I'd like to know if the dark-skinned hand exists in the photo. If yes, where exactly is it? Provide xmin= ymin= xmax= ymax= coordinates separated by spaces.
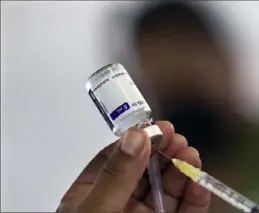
xmin=56 ymin=121 xmax=211 ymax=213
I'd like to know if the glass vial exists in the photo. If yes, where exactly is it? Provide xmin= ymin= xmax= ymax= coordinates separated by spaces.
xmin=85 ymin=63 xmax=163 ymax=145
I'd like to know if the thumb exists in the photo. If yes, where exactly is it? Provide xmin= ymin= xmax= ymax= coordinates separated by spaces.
xmin=74 ymin=127 xmax=151 ymax=213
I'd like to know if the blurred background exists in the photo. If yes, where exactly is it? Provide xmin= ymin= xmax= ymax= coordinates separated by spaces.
xmin=1 ymin=1 xmax=259 ymax=212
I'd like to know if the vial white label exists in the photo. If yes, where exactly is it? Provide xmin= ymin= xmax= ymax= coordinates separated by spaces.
xmin=88 ymin=69 xmax=150 ymax=130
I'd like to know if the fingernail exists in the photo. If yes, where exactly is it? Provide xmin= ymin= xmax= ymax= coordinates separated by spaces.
xmin=189 ymin=147 xmax=200 ymax=156
xmin=121 ymin=129 xmax=145 ymax=156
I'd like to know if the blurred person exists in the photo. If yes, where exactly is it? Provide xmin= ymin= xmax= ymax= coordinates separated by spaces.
xmin=131 ymin=1 xmax=259 ymax=212
xmin=55 ymin=2 xmax=258 ymax=213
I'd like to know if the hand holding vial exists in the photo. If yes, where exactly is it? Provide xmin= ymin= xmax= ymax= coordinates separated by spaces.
xmin=56 ymin=121 xmax=211 ymax=213
xmin=56 ymin=64 xmax=210 ymax=213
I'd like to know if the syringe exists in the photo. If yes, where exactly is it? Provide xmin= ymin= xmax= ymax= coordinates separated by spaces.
xmin=155 ymin=150 xmax=259 ymax=213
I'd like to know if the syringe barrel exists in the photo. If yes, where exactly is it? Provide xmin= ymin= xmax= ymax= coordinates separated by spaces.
xmin=148 ymin=154 xmax=165 ymax=213
xmin=197 ymin=172 xmax=257 ymax=213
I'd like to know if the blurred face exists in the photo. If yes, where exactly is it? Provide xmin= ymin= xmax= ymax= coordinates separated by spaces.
xmin=136 ymin=24 xmax=234 ymax=165
xmin=137 ymin=24 xmax=231 ymax=108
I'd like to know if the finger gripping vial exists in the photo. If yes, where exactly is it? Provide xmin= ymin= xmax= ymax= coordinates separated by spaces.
xmin=85 ymin=63 xmax=163 ymax=145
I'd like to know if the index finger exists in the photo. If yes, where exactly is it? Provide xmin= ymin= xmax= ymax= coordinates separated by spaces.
xmin=154 ymin=121 xmax=188 ymax=172
xmin=155 ymin=121 xmax=175 ymax=151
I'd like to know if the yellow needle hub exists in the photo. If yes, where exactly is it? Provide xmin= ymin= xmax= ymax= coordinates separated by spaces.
xmin=172 ymin=158 xmax=201 ymax=181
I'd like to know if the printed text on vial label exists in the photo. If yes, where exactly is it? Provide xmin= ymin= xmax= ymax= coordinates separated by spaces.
xmin=92 ymin=71 xmax=146 ymax=121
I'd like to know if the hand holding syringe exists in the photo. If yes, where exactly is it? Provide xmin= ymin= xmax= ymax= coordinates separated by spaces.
xmin=155 ymin=149 xmax=259 ymax=213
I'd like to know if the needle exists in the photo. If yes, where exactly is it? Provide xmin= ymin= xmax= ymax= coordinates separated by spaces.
xmin=152 ymin=146 xmax=172 ymax=160
xmin=152 ymin=146 xmax=259 ymax=213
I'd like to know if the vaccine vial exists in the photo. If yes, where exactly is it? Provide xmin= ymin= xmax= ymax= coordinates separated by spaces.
xmin=85 ymin=63 xmax=163 ymax=145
